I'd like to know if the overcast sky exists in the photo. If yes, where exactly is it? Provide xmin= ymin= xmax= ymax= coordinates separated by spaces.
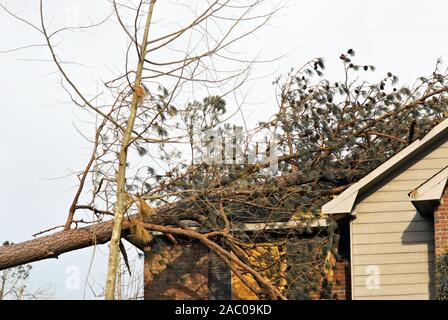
xmin=2 ymin=0 xmax=448 ymax=299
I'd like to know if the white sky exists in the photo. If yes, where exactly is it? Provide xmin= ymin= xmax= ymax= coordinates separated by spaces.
xmin=1 ymin=0 xmax=448 ymax=299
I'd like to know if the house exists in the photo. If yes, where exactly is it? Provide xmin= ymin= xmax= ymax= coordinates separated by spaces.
xmin=322 ymin=117 xmax=448 ymax=300
xmin=143 ymin=118 xmax=448 ymax=300
xmin=143 ymin=219 xmax=346 ymax=300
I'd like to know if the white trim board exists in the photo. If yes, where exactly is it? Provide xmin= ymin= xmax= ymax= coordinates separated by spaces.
xmin=410 ymin=166 xmax=448 ymax=201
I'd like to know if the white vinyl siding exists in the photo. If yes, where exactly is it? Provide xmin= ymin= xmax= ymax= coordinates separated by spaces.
xmin=350 ymin=139 xmax=448 ymax=300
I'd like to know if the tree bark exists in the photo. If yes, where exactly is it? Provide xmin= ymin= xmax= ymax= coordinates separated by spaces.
xmin=0 ymin=219 xmax=131 ymax=271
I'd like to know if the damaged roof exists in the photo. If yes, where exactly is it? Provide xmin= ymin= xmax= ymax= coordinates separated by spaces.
xmin=322 ymin=117 xmax=448 ymax=214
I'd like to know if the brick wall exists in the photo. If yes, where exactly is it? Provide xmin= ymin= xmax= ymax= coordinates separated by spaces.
xmin=144 ymin=241 xmax=231 ymax=300
xmin=331 ymin=260 xmax=351 ymax=300
xmin=144 ymin=241 xmax=352 ymax=300
xmin=308 ymin=258 xmax=351 ymax=300
xmin=434 ymin=188 xmax=448 ymax=257
xmin=144 ymin=241 xmax=209 ymax=300
xmin=434 ymin=187 xmax=448 ymax=299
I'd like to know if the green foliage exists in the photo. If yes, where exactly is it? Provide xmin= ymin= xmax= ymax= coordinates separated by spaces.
xmin=436 ymin=251 xmax=448 ymax=300
xmin=272 ymin=49 xmax=448 ymax=213
xmin=285 ymin=236 xmax=329 ymax=299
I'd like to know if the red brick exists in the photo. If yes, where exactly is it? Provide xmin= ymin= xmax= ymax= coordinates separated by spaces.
xmin=144 ymin=242 xmax=209 ymax=300
xmin=434 ymin=187 xmax=448 ymax=257
xmin=330 ymin=260 xmax=351 ymax=300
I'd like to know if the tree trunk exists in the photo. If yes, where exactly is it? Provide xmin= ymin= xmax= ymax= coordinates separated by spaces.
xmin=104 ymin=0 xmax=156 ymax=300
xmin=0 ymin=219 xmax=131 ymax=271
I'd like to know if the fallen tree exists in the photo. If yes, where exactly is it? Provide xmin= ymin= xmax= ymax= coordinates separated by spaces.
xmin=0 ymin=218 xmax=124 ymax=271
xmin=0 ymin=209 xmax=289 ymax=299
xmin=2 ymin=24 xmax=448 ymax=297
xmin=0 ymin=169 xmax=344 ymax=272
